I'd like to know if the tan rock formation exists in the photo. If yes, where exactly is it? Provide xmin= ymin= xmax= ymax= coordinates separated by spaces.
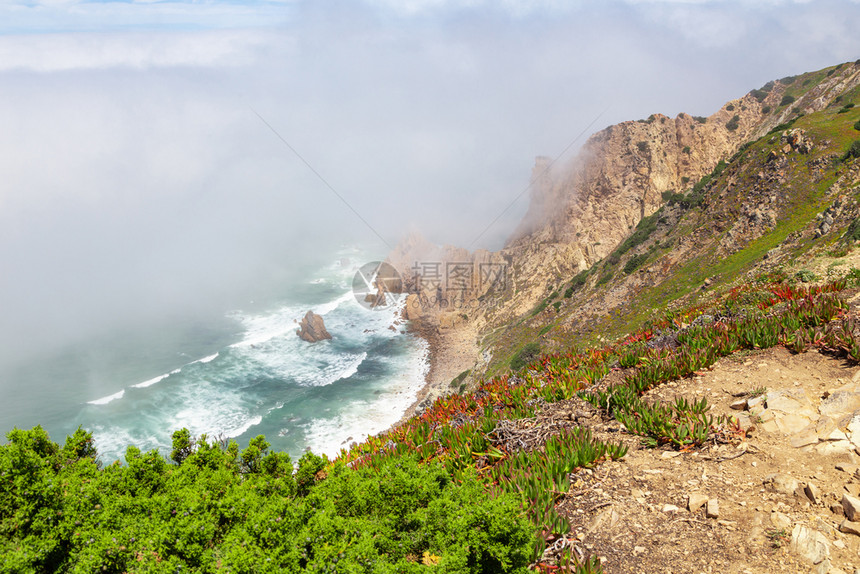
xmin=296 ymin=311 xmax=332 ymax=343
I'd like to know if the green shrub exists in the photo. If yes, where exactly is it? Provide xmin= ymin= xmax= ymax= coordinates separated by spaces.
xmin=0 ymin=428 xmax=537 ymax=573
xmin=624 ymin=253 xmax=649 ymax=274
xmin=613 ymin=211 xmax=661 ymax=257
xmin=761 ymin=105 xmax=771 ymax=114
xmin=553 ymin=301 xmax=562 ymax=312
xmin=636 ymin=141 xmax=649 ymax=153
xmin=726 ymin=103 xmax=735 ymax=111
xmin=842 ymin=139 xmax=860 ymax=162
xmin=510 ymin=342 xmax=541 ymax=371
xmin=565 ymin=269 xmax=591 ymax=297
xmin=725 ymin=114 xmax=740 ymax=131
xmin=780 ymin=75 xmax=797 ymax=85
xmin=450 ymin=369 xmax=470 ymax=388
xmin=854 ymin=120 xmax=860 ymax=131
xmin=795 ymin=269 xmax=818 ymax=283
xmin=838 ymin=103 xmax=856 ymax=114
xmin=780 ymin=94 xmax=796 ymax=106
xmin=693 ymin=116 xmax=707 ymax=124
xmin=844 ymin=217 xmax=860 ymax=241
xmin=682 ymin=146 xmax=691 ymax=154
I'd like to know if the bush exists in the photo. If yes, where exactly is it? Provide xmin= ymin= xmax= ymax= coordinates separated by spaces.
xmin=780 ymin=94 xmax=796 ymax=106
xmin=842 ymin=139 xmax=860 ymax=162
xmin=725 ymin=114 xmax=740 ymax=131
xmin=565 ymin=268 xmax=591 ymax=298
xmin=624 ymin=253 xmax=649 ymax=274
xmin=0 ymin=428 xmax=538 ymax=573
xmin=780 ymin=75 xmax=797 ymax=85
xmin=693 ymin=116 xmax=707 ymax=124
xmin=682 ymin=146 xmax=691 ymax=154
xmin=837 ymin=103 xmax=856 ymax=114
xmin=450 ymin=369 xmax=470 ymax=388
xmin=510 ymin=342 xmax=541 ymax=371
xmin=637 ymin=141 xmax=649 ymax=153
xmin=726 ymin=103 xmax=735 ymax=111
xmin=854 ymin=119 xmax=860 ymax=131
xmin=761 ymin=105 xmax=771 ymax=114
xmin=613 ymin=211 xmax=660 ymax=257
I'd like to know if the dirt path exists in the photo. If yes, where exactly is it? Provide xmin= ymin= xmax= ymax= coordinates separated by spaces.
xmin=562 ymin=346 xmax=860 ymax=574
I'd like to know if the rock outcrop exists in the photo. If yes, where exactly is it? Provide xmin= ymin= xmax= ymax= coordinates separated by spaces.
xmin=296 ymin=311 xmax=332 ymax=343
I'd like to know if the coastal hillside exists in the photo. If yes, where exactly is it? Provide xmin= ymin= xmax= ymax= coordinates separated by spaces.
xmin=393 ymin=60 xmax=860 ymax=399
xmin=4 ymin=60 xmax=860 ymax=573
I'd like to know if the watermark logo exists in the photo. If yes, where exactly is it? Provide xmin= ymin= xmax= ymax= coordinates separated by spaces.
xmin=352 ymin=261 xmax=404 ymax=310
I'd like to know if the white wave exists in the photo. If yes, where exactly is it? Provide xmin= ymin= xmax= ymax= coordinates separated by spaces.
xmin=225 ymin=415 xmax=262 ymax=438
xmin=132 ymin=370 xmax=176 ymax=388
xmin=303 ymin=336 xmax=429 ymax=457
xmin=194 ymin=353 xmax=219 ymax=364
xmin=313 ymin=291 xmax=354 ymax=316
xmin=87 ymin=389 xmax=125 ymax=405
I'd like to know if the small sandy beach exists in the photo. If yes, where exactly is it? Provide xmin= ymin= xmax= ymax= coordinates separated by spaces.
xmin=395 ymin=320 xmax=480 ymax=425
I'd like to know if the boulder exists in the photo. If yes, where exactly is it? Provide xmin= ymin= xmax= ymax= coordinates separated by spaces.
xmin=296 ymin=311 xmax=333 ymax=343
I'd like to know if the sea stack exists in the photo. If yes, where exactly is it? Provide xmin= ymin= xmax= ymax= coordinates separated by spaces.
xmin=296 ymin=311 xmax=332 ymax=342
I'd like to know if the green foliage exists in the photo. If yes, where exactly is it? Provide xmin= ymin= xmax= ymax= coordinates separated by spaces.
xmin=854 ymin=119 xmax=860 ymax=131
xmin=623 ymin=253 xmax=649 ymax=274
xmin=510 ymin=342 xmax=541 ymax=371
xmin=0 ymin=430 xmax=534 ymax=573
xmin=780 ymin=75 xmax=797 ymax=85
xmin=450 ymin=369 xmax=471 ymax=388
xmin=725 ymin=114 xmax=740 ymax=131
xmin=636 ymin=141 xmax=649 ymax=153
xmin=837 ymin=103 xmax=856 ymax=114
xmin=761 ymin=105 xmax=771 ymax=114
xmin=693 ymin=116 xmax=707 ymax=124
xmin=681 ymin=159 xmax=727 ymax=209
xmin=842 ymin=139 xmax=860 ymax=162
xmin=726 ymin=103 xmax=735 ymax=111
xmin=682 ymin=146 xmax=691 ymax=154
xmin=613 ymin=211 xmax=660 ymax=258
xmin=662 ymin=190 xmax=687 ymax=205
xmin=780 ymin=94 xmax=796 ymax=106
xmin=795 ymin=269 xmax=818 ymax=283
xmin=553 ymin=301 xmax=562 ymax=312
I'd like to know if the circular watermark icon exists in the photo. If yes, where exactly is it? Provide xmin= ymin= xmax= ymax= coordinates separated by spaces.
xmin=352 ymin=261 xmax=404 ymax=311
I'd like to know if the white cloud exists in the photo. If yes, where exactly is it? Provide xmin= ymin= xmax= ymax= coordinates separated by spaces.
xmin=0 ymin=29 xmax=271 ymax=71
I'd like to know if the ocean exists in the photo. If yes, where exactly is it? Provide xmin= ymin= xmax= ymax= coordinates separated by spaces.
xmin=0 ymin=246 xmax=428 ymax=464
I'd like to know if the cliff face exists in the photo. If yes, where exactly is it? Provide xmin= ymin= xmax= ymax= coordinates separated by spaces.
xmin=390 ymin=61 xmax=860 ymax=377
xmin=509 ymin=65 xmax=860 ymax=263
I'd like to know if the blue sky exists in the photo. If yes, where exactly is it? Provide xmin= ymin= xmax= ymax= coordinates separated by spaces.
xmin=0 ymin=0 xmax=858 ymax=363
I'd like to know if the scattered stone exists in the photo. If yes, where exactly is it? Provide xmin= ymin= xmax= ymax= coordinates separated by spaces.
xmin=687 ymin=493 xmax=708 ymax=513
xmin=790 ymin=524 xmax=830 ymax=565
xmin=836 ymin=462 xmax=859 ymax=474
xmin=770 ymin=511 xmax=792 ymax=530
xmin=842 ymin=493 xmax=860 ymax=521
xmin=747 ymin=395 xmax=766 ymax=410
xmin=791 ymin=428 xmax=819 ymax=448
xmin=816 ymin=440 xmax=854 ymax=456
xmin=730 ymin=398 xmax=748 ymax=411
xmin=765 ymin=473 xmax=803 ymax=497
xmin=821 ymin=390 xmax=860 ymax=417
xmin=662 ymin=504 xmax=680 ymax=513
xmin=839 ymin=519 xmax=860 ymax=536
xmin=804 ymin=482 xmax=821 ymax=504
xmin=706 ymin=498 xmax=719 ymax=518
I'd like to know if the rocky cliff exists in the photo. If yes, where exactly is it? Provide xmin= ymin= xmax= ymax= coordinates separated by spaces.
xmin=390 ymin=60 xmax=860 ymax=389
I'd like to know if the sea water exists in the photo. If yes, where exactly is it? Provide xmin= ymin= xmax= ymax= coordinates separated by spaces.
xmin=0 ymin=246 xmax=428 ymax=463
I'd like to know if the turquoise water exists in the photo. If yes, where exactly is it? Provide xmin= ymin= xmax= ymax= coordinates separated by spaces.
xmin=0 ymin=247 xmax=427 ymax=463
